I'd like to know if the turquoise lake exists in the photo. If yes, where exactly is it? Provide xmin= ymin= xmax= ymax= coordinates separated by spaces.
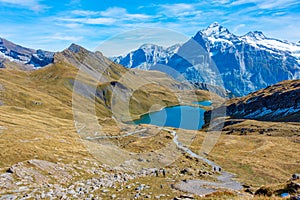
xmin=133 ymin=101 xmax=212 ymax=130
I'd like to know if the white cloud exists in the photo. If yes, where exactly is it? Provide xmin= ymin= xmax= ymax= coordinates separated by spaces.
xmin=0 ymin=0 xmax=47 ymax=11
xmin=60 ymin=23 xmax=82 ymax=29
xmin=71 ymin=10 xmax=99 ymax=16
xmin=160 ymin=3 xmax=194 ymax=13
xmin=48 ymin=33 xmax=83 ymax=41
xmin=100 ymin=7 xmax=152 ymax=20
xmin=71 ymin=7 xmax=152 ymax=20
xmin=67 ymin=0 xmax=81 ymax=6
xmin=230 ymin=0 xmax=253 ymax=5
xmin=258 ymin=0 xmax=299 ymax=9
xmin=159 ymin=3 xmax=202 ymax=17
xmin=231 ymin=0 xmax=299 ymax=9
xmin=57 ymin=17 xmax=116 ymax=25
xmin=85 ymin=18 xmax=117 ymax=25
xmin=212 ymin=0 xmax=231 ymax=4
xmin=57 ymin=7 xmax=153 ymax=27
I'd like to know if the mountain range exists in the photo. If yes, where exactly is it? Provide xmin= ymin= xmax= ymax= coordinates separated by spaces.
xmin=0 ymin=37 xmax=54 ymax=69
xmin=1 ymin=23 xmax=300 ymax=97
xmin=112 ymin=22 xmax=300 ymax=97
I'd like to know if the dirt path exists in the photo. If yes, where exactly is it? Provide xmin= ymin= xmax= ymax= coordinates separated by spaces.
xmin=85 ymin=128 xmax=147 ymax=140
xmin=163 ymin=128 xmax=243 ymax=196
xmin=85 ymin=127 xmax=243 ymax=196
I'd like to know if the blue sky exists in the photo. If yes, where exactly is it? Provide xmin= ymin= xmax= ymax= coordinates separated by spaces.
xmin=0 ymin=0 xmax=299 ymax=56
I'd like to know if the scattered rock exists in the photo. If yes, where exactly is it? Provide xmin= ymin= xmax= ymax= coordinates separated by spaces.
xmin=126 ymin=185 xmax=131 ymax=189
xmin=290 ymin=194 xmax=300 ymax=200
xmin=292 ymin=174 xmax=300 ymax=180
xmin=68 ymin=189 xmax=75 ymax=195
xmin=1 ymin=194 xmax=17 ymax=199
xmin=31 ymin=100 xmax=43 ymax=106
xmin=245 ymin=188 xmax=254 ymax=194
xmin=255 ymin=186 xmax=272 ymax=197
xmin=0 ymin=158 xmax=209 ymax=198
xmin=6 ymin=168 xmax=13 ymax=174
xmin=242 ymin=184 xmax=251 ymax=189
xmin=102 ymin=189 xmax=110 ymax=193
xmin=180 ymin=168 xmax=192 ymax=175
xmin=180 ymin=194 xmax=194 ymax=199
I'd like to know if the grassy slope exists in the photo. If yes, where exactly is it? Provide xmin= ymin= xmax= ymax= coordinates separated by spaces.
xmin=0 ymin=48 xmax=211 ymax=169
xmin=0 ymin=64 xmax=89 ymax=168
xmin=190 ymin=120 xmax=300 ymax=187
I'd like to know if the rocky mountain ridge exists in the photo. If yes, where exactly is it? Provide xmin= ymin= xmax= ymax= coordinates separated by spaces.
xmin=205 ymin=79 xmax=300 ymax=123
xmin=0 ymin=37 xmax=54 ymax=68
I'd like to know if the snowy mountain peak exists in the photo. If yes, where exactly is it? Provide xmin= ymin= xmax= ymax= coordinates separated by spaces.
xmin=111 ymin=43 xmax=181 ymax=70
xmin=208 ymin=22 xmax=221 ymax=28
xmin=139 ymin=43 xmax=161 ymax=49
xmin=241 ymin=31 xmax=300 ymax=57
xmin=202 ymin=22 xmax=232 ymax=39
xmin=138 ymin=43 xmax=181 ymax=53
xmin=166 ymin=43 xmax=181 ymax=53
xmin=136 ymin=43 xmax=181 ymax=55
xmin=245 ymin=31 xmax=266 ymax=40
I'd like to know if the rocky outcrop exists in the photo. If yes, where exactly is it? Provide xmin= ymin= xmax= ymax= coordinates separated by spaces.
xmin=205 ymin=80 xmax=300 ymax=122
xmin=28 ymin=50 xmax=55 ymax=67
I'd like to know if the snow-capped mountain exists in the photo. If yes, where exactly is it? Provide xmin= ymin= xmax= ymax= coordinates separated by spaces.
xmin=0 ymin=37 xmax=54 ymax=68
xmin=111 ymin=43 xmax=181 ymax=70
xmin=113 ymin=22 xmax=300 ymax=97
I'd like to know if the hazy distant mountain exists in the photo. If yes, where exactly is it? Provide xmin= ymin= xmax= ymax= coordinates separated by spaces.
xmin=111 ymin=43 xmax=181 ymax=70
xmin=113 ymin=22 xmax=300 ymax=97
xmin=0 ymin=37 xmax=54 ymax=69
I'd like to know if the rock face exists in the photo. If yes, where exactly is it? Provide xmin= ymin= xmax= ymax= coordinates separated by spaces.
xmin=29 ymin=49 xmax=55 ymax=67
xmin=113 ymin=23 xmax=300 ymax=97
xmin=205 ymin=80 xmax=300 ymax=122
xmin=0 ymin=37 xmax=54 ymax=68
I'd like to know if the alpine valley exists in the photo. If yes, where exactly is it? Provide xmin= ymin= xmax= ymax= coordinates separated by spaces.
xmin=0 ymin=24 xmax=299 ymax=199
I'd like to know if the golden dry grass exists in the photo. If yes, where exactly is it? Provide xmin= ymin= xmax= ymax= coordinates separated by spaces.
xmin=190 ymin=120 xmax=300 ymax=188
xmin=0 ymin=51 xmax=211 ymax=170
